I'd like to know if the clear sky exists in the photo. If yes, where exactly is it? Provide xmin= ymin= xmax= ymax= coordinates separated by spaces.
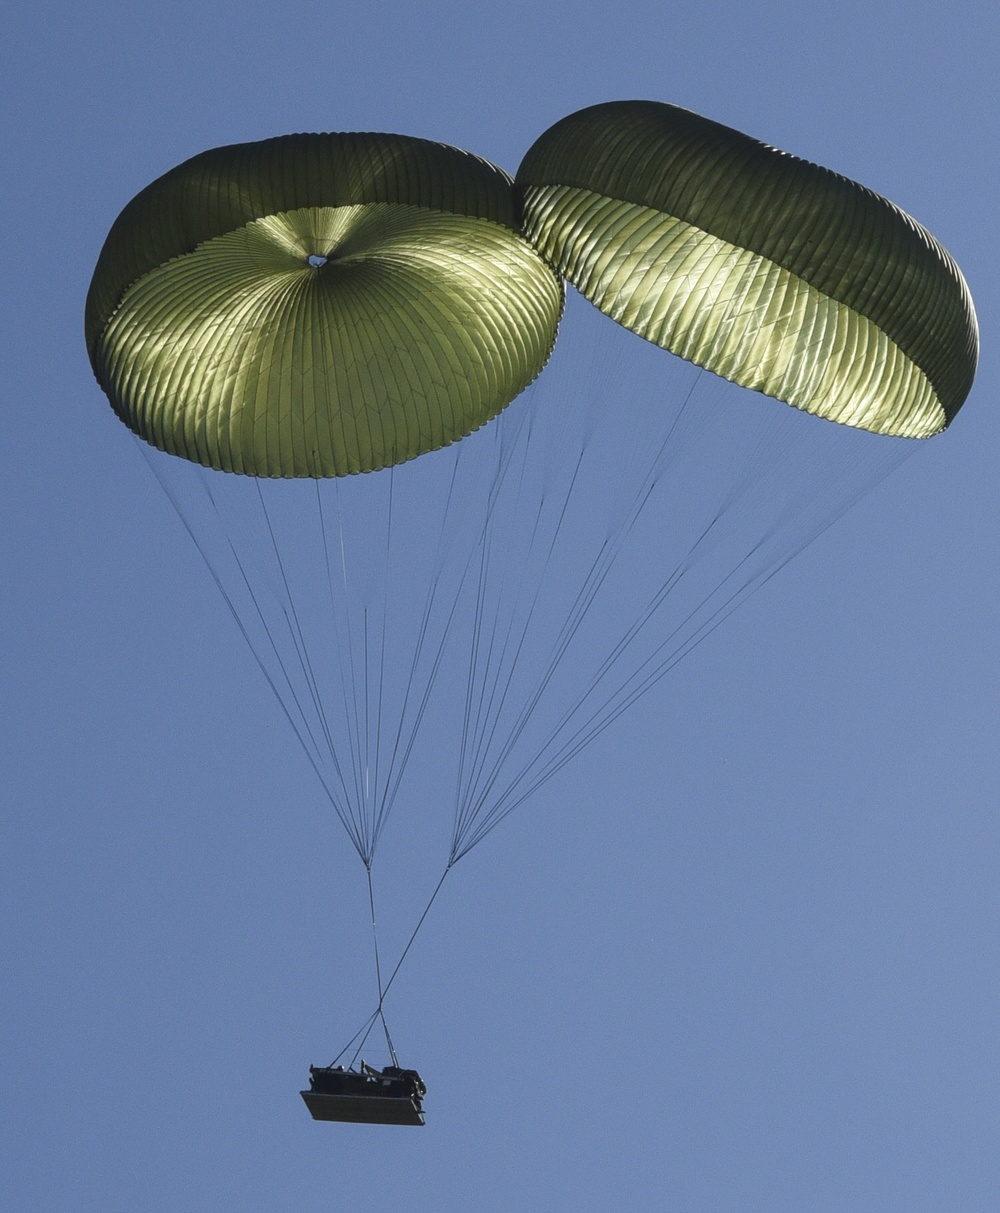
xmin=4 ymin=3 xmax=997 ymax=1211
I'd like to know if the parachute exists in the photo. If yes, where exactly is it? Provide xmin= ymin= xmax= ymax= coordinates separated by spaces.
xmin=516 ymin=100 xmax=977 ymax=437
xmin=87 ymin=108 xmax=976 ymax=1086
xmin=86 ymin=132 xmax=564 ymax=475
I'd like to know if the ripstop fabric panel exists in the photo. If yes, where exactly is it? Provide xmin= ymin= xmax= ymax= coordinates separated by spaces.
xmin=88 ymin=134 xmax=564 ymax=477
xmin=517 ymin=101 xmax=978 ymax=437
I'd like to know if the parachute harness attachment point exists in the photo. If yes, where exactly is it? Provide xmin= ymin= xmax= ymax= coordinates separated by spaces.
xmin=336 ymin=865 xmax=451 ymax=1071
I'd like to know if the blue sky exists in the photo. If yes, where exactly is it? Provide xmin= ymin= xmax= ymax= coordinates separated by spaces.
xmin=4 ymin=3 xmax=997 ymax=1210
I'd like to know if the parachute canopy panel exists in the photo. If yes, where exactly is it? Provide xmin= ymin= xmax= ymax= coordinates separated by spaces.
xmin=87 ymin=133 xmax=564 ymax=477
xmin=517 ymin=101 xmax=978 ymax=438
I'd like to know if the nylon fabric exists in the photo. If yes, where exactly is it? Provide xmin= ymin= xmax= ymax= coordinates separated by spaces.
xmin=92 ymin=198 xmax=562 ymax=475
xmin=516 ymin=100 xmax=978 ymax=431
xmin=86 ymin=131 xmax=522 ymax=352
xmin=88 ymin=134 xmax=564 ymax=477
xmin=522 ymin=187 xmax=943 ymax=437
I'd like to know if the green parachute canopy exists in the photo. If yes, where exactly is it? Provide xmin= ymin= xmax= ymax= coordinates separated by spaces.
xmin=517 ymin=100 xmax=978 ymax=438
xmin=87 ymin=132 xmax=564 ymax=477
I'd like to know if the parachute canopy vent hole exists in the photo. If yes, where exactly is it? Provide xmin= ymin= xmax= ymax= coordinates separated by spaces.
xmin=307 ymin=253 xmax=328 ymax=268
